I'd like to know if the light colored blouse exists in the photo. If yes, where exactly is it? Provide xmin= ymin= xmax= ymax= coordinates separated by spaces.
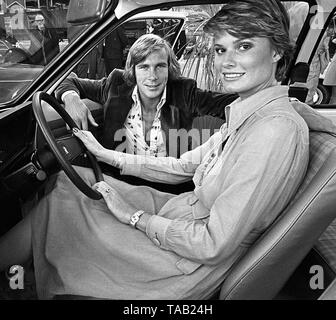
xmin=118 ymin=85 xmax=310 ymax=265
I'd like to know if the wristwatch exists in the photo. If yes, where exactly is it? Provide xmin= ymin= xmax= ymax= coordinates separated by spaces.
xmin=129 ymin=210 xmax=145 ymax=228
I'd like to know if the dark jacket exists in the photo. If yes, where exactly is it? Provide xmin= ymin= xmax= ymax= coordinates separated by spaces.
xmin=103 ymin=27 xmax=128 ymax=60
xmin=29 ymin=27 xmax=60 ymax=65
xmin=56 ymin=69 xmax=236 ymax=154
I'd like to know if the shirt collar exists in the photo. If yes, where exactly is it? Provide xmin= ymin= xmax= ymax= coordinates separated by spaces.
xmin=131 ymin=85 xmax=167 ymax=113
xmin=225 ymin=85 xmax=289 ymax=135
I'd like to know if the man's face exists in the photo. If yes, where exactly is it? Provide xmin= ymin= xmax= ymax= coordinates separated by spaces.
xmin=135 ymin=48 xmax=169 ymax=106
xmin=35 ymin=17 xmax=45 ymax=31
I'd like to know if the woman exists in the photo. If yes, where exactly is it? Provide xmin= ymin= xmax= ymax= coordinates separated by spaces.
xmin=0 ymin=0 xmax=309 ymax=299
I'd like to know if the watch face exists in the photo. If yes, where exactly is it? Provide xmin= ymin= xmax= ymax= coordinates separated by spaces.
xmin=130 ymin=211 xmax=144 ymax=227
xmin=130 ymin=214 xmax=139 ymax=227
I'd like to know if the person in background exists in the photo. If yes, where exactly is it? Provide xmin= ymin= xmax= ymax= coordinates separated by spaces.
xmin=103 ymin=25 xmax=128 ymax=74
xmin=68 ymin=25 xmax=105 ymax=79
xmin=288 ymin=2 xmax=330 ymax=104
xmin=28 ymin=14 xmax=60 ymax=65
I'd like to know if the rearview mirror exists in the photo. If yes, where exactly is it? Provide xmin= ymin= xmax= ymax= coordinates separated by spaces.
xmin=67 ymin=0 xmax=108 ymax=25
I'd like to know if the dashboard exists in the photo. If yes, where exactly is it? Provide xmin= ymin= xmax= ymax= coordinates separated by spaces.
xmin=0 ymin=99 xmax=104 ymax=199
xmin=0 ymin=104 xmax=35 ymax=175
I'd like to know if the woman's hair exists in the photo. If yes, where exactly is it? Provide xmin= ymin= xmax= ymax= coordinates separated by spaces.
xmin=123 ymin=33 xmax=181 ymax=85
xmin=203 ymin=0 xmax=294 ymax=81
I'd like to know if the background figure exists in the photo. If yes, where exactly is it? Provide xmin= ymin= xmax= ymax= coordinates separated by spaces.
xmin=327 ymin=16 xmax=336 ymax=59
xmin=68 ymin=24 xmax=105 ymax=79
xmin=305 ymin=32 xmax=330 ymax=104
xmin=146 ymin=19 xmax=154 ymax=34
xmin=28 ymin=14 xmax=60 ymax=65
xmin=103 ymin=25 xmax=128 ymax=74
xmin=288 ymin=2 xmax=330 ymax=104
xmin=79 ymin=43 xmax=105 ymax=79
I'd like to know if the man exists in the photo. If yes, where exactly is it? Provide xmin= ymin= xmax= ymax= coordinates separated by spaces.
xmin=56 ymin=33 xmax=235 ymax=154
xmin=55 ymin=34 xmax=236 ymax=191
xmin=29 ymin=14 xmax=59 ymax=65
xmin=68 ymin=24 xmax=105 ymax=79
xmin=103 ymin=25 xmax=128 ymax=74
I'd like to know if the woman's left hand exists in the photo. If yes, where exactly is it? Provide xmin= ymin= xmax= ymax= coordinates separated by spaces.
xmin=93 ymin=181 xmax=136 ymax=225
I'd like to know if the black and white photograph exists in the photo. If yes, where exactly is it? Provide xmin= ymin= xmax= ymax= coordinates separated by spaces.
xmin=1 ymin=0 xmax=336 ymax=309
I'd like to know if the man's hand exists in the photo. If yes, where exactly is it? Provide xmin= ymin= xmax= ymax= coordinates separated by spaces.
xmin=63 ymin=92 xmax=98 ymax=130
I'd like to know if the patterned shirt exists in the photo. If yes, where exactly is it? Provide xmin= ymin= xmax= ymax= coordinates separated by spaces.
xmin=124 ymin=86 xmax=167 ymax=157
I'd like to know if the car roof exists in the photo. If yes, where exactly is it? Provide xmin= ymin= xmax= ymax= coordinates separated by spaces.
xmin=127 ymin=9 xmax=187 ymax=21
xmin=115 ymin=0 xmax=328 ymax=19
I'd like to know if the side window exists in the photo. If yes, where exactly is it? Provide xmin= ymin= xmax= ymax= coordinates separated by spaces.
xmin=0 ymin=0 xmax=71 ymax=104
xmin=72 ymin=17 xmax=184 ymax=80
xmin=0 ymin=2 xmax=71 ymax=65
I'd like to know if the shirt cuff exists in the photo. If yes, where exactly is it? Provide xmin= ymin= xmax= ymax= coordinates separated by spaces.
xmin=146 ymin=215 xmax=172 ymax=249
xmin=119 ymin=153 xmax=143 ymax=176
xmin=61 ymin=90 xmax=79 ymax=103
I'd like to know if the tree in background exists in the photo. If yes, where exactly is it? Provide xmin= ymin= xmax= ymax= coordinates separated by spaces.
xmin=178 ymin=4 xmax=225 ymax=91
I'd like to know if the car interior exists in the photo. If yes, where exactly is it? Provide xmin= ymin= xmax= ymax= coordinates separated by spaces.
xmin=1 ymin=0 xmax=336 ymax=300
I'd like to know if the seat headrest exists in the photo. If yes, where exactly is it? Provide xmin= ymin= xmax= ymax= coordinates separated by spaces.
xmin=289 ymin=62 xmax=310 ymax=84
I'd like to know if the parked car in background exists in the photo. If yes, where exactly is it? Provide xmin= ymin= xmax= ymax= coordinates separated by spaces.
xmin=0 ymin=39 xmax=13 ymax=63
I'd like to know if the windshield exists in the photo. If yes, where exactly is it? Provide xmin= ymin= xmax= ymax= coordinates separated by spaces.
xmin=0 ymin=1 xmax=311 ymax=106
xmin=0 ymin=0 xmax=87 ymax=104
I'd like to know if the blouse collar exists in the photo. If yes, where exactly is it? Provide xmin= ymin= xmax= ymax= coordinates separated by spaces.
xmin=225 ymin=85 xmax=289 ymax=136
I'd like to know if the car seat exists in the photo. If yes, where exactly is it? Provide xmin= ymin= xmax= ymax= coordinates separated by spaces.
xmin=218 ymin=128 xmax=336 ymax=299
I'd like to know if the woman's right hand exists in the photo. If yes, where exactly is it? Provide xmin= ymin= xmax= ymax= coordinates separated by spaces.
xmin=73 ymin=128 xmax=105 ymax=158
xmin=73 ymin=129 xmax=123 ymax=168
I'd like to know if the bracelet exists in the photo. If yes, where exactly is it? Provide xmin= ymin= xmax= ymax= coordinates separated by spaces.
xmin=129 ymin=210 xmax=145 ymax=228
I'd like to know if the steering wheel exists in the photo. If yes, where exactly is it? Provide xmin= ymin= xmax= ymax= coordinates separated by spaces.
xmin=32 ymin=91 xmax=103 ymax=200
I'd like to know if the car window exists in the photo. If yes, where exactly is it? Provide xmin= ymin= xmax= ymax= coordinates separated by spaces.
xmin=179 ymin=1 xmax=310 ymax=91
xmin=0 ymin=1 xmax=310 ymax=105
xmin=73 ymin=17 xmax=184 ymax=79
xmin=0 ymin=0 xmax=85 ymax=104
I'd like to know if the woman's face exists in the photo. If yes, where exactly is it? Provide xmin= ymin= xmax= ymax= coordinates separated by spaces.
xmin=214 ymin=31 xmax=281 ymax=99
